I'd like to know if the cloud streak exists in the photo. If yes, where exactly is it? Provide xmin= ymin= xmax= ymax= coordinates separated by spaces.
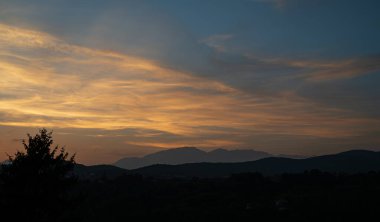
xmin=0 ymin=23 xmax=379 ymax=163
xmin=200 ymin=34 xmax=234 ymax=53
xmin=243 ymin=54 xmax=380 ymax=82
xmin=0 ymin=23 xmax=378 ymax=135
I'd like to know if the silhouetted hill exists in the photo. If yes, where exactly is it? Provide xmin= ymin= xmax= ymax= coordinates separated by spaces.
xmin=131 ymin=150 xmax=380 ymax=177
xmin=114 ymin=147 xmax=273 ymax=169
xmin=74 ymin=164 xmax=127 ymax=179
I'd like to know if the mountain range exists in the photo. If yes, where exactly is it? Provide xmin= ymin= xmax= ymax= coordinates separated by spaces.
xmin=114 ymin=147 xmax=303 ymax=169
xmin=132 ymin=150 xmax=380 ymax=177
xmin=5 ymin=149 xmax=380 ymax=179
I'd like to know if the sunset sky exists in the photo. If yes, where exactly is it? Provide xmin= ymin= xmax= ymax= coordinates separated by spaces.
xmin=0 ymin=0 xmax=379 ymax=164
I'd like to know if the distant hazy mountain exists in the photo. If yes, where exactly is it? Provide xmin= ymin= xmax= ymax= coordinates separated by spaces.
xmin=114 ymin=147 xmax=273 ymax=169
xmin=131 ymin=150 xmax=380 ymax=177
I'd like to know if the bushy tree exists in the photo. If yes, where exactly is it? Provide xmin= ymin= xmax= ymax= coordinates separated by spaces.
xmin=0 ymin=129 xmax=76 ymax=221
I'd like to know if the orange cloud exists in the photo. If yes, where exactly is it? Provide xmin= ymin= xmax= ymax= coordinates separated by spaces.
xmin=247 ymin=55 xmax=380 ymax=81
xmin=0 ymin=22 xmax=379 ymax=152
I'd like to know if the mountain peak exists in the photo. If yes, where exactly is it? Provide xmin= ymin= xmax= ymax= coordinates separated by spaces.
xmin=209 ymin=148 xmax=228 ymax=153
xmin=114 ymin=147 xmax=273 ymax=169
xmin=170 ymin=147 xmax=202 ymax=152
xmin=148 ymin=147 xmax=204 ymax=156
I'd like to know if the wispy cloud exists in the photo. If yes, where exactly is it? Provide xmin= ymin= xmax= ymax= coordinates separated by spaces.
xmin=302 ymin=57 xmax=380 ymax=81
xmin=200 ymin=34 xmax=234 ymax=53
xmin=0 ymin=24 xmax=377 ymax=136
xmin=0 ymin=23 xmax=379 ymax=163
xmin=242 ymin=54 xmax=380 ymax=81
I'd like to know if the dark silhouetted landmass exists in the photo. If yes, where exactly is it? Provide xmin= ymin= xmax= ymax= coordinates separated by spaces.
xmin=3 ymin=129 xmax=380 ymax=221
xmin=75 ymin=149 xmax=380 ymax=179
xmin=3 ymin=141 xmax=380 ymax=221
xmin=63 ymin=171 xmax=380 ymax=221
xmin=0 ymin=129 xmax=76 ymax=221
xmin=114 ymin=147 xmax=276 ymax=169
xmin=74 ymin=164 xmax=127 ymax=180
xmin=131 ymin=150 xmax=380 ymax=177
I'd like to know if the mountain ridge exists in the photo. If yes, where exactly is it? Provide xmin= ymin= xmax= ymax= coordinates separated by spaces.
xmin=64 ymin=149 xmax=380 ymax=179
xmin=114 ymin=147 xmax=279 ymax=169
xmin=131 ymin=149 xmax=380 ymax=177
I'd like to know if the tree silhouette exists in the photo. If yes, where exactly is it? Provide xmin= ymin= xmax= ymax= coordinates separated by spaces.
xmin=0 ymin=129 xmax=76 ymax=221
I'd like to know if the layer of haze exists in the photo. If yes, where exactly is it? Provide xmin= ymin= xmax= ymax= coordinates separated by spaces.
xmin=0 ymin=0 xmax=379 ymax=164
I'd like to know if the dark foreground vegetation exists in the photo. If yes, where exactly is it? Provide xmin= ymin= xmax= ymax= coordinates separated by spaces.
xmin=69 ymin=171 xmax=380 ymax=222
xmin=2 ymin=170 xmax=380 ymax=221
xmin=1 ymin=129 xmax=380 ymax=221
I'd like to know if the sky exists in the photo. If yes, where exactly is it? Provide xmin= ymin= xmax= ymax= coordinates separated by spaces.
xmin=0 ymin=0 xmax=379 ymax=164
